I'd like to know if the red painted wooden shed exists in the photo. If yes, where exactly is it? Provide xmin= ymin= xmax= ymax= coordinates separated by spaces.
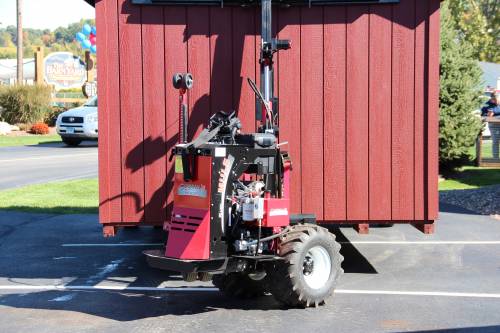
xmin=90 ymin=0 xmax=440 ymax=236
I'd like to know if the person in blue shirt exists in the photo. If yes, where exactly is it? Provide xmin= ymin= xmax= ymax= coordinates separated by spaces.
xmin=481 ymin=94 xmax=498 ymax=116
xmin=483 ymin=94 xmax=500 ymax=159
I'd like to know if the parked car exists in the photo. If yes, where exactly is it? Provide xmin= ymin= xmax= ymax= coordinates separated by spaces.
xmin=56 ymin=96 xmax=98 ymax=146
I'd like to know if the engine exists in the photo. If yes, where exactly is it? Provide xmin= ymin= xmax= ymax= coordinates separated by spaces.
xmin=229 ymin=180 xmax=273 ymax=255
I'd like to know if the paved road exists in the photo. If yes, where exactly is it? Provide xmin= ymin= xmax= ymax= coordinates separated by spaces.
xmin=0 ymin=206 xmax=499 ymax=332
xmin=0 ymin=142 xmax=97 ymax=190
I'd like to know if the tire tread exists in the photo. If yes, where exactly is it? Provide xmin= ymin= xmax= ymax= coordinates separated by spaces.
xmin=266 ymin=225 xmax=343 ymax=307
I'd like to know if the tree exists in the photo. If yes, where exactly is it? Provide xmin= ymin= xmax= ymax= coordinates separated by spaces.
xmin=5 ymin=25 xmax=17 ymax=45
xmin=0 ymin=19 xmax=95 ymax=59
xmin=0 ymin=31 xmax=14 ymax=47
xmin=480 ymin=0 xmax=500 ymax=62
xmin=448 ymin=0 xmax=499 ymax=62
xmin=439 ymin=2 xmax=484 ymax=171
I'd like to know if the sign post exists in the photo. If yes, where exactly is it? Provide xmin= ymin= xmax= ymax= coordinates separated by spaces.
xmin=34 ymin=47 xmax=44 ymax=85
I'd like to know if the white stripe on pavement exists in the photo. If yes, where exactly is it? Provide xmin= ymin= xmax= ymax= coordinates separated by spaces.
xmin=344 ymin=241 xmax=500 ymax=245
xmin=334 ymin=289 xmax=500 ymax=298
xmin=0 ymin=285 xmax=216 ymax=292
xmin=62 ymin=243 xmax=164 ymax=247
xmin=61 ymin=241 xmax=500 ymax=247
xmin=0 ymin=285 xmax=499 ymax=298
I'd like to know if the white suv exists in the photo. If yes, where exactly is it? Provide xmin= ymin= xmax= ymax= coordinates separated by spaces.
xmin=56 ymin=96 xmax=98 ymax=146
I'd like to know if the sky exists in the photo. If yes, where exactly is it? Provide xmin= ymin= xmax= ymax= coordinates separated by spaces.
xmin=0 ymin=0 xmax=95 ymax=30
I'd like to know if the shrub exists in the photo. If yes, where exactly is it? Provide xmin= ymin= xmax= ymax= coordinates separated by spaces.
xmin=0 ymin=85 xmax=52 ymax=125
xmin=70 ymin=101 xmax=82 ymax=108
xmin=439 ymin=3 xmax=483 ymax=171
xmin=30 ymin=122 xmax=50 ymax=135
xmin=15 ymin=123 xmax=29 ymax=131
xmin=44 ymin=106 xmax=67 ymax=127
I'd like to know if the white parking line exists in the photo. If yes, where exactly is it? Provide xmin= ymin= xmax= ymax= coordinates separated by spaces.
xmin=62 ymin=243 xmax=164 ymax=247
xmin=345 ymin=241 xmax=500 ymax=245
xmin=0 ymin=285 xmax=499 ymax=299
xmin=62 ymin=241 xmax=500 ymax=247
xmin=0 ymin=285 xmax=217 ymax=292
xmin=335 ymin=289 xmax=500 ymax=299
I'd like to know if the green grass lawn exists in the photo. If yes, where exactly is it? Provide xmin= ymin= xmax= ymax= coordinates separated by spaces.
xmin=0 ymin=178 xmax=98 ymax=214
xmin=467 ymin=140 xmax=493 ymax=159
xmin=0 ymin=134 xmax=61 ymax=147
xmin=477 ymin=140 xmax=493 ymax=159
xmin=0 ymin=164 xmax=497 ymax=212
xmin=439 ymin=166 xmax=500 ymax=191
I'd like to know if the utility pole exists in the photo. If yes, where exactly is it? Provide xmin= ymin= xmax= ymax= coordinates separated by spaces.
xmin=16 ymin=0 xmax=23 ymax=84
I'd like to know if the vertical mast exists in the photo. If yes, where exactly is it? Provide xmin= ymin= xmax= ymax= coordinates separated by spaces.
xmin=258 ymin=0 xmax=290 ymax=132
xmin=261 ymin=0 xmax=273 ymax=105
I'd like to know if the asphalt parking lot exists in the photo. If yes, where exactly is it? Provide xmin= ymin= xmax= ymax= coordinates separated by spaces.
xmin=0 ymin=142 xmax=98 ymax=190
xmin=0 ymin=206 xmax=499 ymax=333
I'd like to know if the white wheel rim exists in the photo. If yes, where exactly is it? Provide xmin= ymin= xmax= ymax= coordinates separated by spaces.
xmin=302 ymin=245 xmax=331 ymax=290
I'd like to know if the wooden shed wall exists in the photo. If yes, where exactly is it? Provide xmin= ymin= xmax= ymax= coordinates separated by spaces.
xmin=96 ymin=0 xmax=440 ymax=226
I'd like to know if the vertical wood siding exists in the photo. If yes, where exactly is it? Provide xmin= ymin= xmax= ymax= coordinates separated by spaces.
xmin=427 ymin=0 xmax=440 ymax=221
xmin=414 ymin=0 xmax=428 ymax=221
xmin=301 ymin=7 xmax=324 ymax=219
xmin=96 ymin=0 xmax=440 ymax=225
xmin=142 ymin=5 xmax=166 ymax=223
xmin=96 ymin=0 xmax=122 ymax=223
xmin=392 ymin=0 xmax=415 ymax=220
xmin=368 ymin=4 xmax=392 ymax=221
xmin=346 ymin=5 xmax=369 ymax=221
xmin=323 ymin=6 xmax=346 ymax=221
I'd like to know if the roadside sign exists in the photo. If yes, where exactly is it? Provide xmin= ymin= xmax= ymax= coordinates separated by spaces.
xmin=44 ymin=52 xmax=87 ymax=90
xmin=83 ymin=81 xmax=97 ymax=98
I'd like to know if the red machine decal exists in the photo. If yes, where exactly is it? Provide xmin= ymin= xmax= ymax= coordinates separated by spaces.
xmin=172 ymin=156 xmax=212 ymax=209
xmin=262 ymin=198 xmax=290 ymax=227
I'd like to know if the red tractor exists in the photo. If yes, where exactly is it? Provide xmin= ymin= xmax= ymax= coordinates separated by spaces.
xmin=144 ymin=0 xmax=396 ymax=307
xmin=145 ymin=98 xmax=344 ymax=306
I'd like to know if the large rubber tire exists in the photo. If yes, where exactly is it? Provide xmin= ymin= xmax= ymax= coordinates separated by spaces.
xmin=62 ymin=137 xmax=82 ymax=147
xmin=212 ymin=272 xmax=268 ymax=299
xmin=266 ymin=225 xmax=343 ymax=307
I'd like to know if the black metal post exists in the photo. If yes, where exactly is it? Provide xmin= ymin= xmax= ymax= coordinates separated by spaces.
xmin=261 ymin=0 xmax=273 ymax=106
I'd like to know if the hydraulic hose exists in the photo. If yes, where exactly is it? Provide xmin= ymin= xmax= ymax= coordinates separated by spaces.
xmin=248 ymin=226 xmax=291 ymax=246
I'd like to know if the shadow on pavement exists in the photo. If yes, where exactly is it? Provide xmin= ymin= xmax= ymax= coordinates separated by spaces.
xmin=0 ymin=215 xmax=378 ymax=321
xmin=33 ymin=141 xmax=98 ymax=148
xmin=330 ymin=228 xmax=378 ymax=274
xmin=25 ymin=140 xmax=62 ymax=146
xmin=0 ymin=288 xmax=286 ymax=320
